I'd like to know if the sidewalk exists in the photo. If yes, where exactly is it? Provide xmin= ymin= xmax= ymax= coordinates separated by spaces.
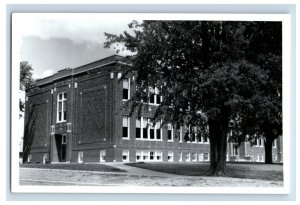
xmin=104 ymin=162 xmax=178 ymax=177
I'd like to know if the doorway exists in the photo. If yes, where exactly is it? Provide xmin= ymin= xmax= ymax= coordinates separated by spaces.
xmin=54 ymin=134 xmax=67 ymax=162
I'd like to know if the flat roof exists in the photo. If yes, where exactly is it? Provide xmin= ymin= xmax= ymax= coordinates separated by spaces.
xmin=35 ymin=55 xmax=125 ymax=86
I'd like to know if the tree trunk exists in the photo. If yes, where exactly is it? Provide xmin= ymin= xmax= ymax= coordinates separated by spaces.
xmin=264 ymin=137 xmax=273 ymax=164
xmin=209 ymin=119 xmax=228 ymax=176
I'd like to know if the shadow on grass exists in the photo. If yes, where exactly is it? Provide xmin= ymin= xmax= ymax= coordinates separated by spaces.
xmin=125 ymin=162 xmax=283 ymax=181
xmin=20 ymin=163 xmax=126 ymax=172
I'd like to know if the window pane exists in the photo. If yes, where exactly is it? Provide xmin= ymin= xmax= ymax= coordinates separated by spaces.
xmin=63 ymin=101 xmax=66 ymax=111
xmin=143 ymin=118 xmax=148 ymax=128
xmin=156 ymin=94 xmax=161 ymax=104
xmin=143 ymin=129 xmax=148 ymax=139
xmin=63 ymin=92 xmax=67 ymax=99
xmin=58 ymin=102 xmax=62 ymax=111
xmin=150 ymin=129 xmax=155 ymax=139
xmin=58 ymin=93 xmax=62 ymax=100
xmin=136 ymin=118 xmax=141 ymax=128
xmin=63 ymin=111 xmax=67 ymax=121
xmin=136 ymin=128 xmax=141 ymax=139
xmin=156 ymin=129 xmax=161 ymax=139
xmin=150 ymin=94 xmax=155 ymax=103
xmin=123 ymin=89 xmax=128 ymax=99
xmin=122 ymin=127 xmax=128 ymax=138
xmin=123 ymin=116 xmax=128 ymax=127
xmin=123 ymin=79 xmax=129 ymax=88
xmin=168 ymin=130 xmax=172 ymax=140
xmin=58 ymin=112 xmax=62 ymax=121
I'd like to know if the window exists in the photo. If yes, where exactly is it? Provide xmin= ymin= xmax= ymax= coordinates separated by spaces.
xmin=167 ymin=151 xmax=173 ymax=162
xmin=142 ymin=151 xmax=148 ymax=161
xmin=145 ymin=87 xmax=161 ymax=105
xmin=100 ymin=150 xmax=106 ymax=162
xmin=272 ymin=139 xmax=277 ymax=148
xmin=156 ymin=151 xmax=162 ymax=161
xmin=136 ymin=118 xmax=141 ymax=139
xmin=150 ymin=151 xmax=154 ymax=160
xmin=78 ymin=152 xmax=83 ymax=163
xmin=136 ymin=150 xmax=142 ymax=161
xmin=155 ymin=121 xmax=161 ymax=140
xmin=256 ymin=138 xmax=264 ymax=147
xmin=179 ymin=127 xmax=183 ymax=143
xmin=232 ymin=144 xmax=239 ymax=156
xmin=204 ymin=153 xmax=209 ymax=161
xmin=138 ymin=117 xmax=162 ymax=141
xmin=142 ymin=118 xmax=148 ymax=139
xmin=179 ymin=152 xmax=183 ymax=162
xmin=167 ymin=124 xmax=173 ymax=141
xmin=192 ymin=153 xmax=197 ymax=162
xmin=122 ymin=150 xmax=129 ymax=162
xmin=51 ymin=125 xmax=55 ymax=135
xmin=122 ymin=116 xmax=130 ymax=139
xmin=27 ymin=154 xmax=32 ymax=163
xmin=149 ymin=121 xmax=155 ymax=139
xmin=185 ymin=153 xmax=191 ymax=162
xmin=122 ymin=78 xmax=129 ymax=100
xmin=199 ymin=153 xmax=204 ymax=161
xmin=43 ymin=154 xmax=48 ymax=164
xmin=67 ymin=123 xmax=71 ymax=132
xmin=57 ymin=92 xmax=67 ymax=122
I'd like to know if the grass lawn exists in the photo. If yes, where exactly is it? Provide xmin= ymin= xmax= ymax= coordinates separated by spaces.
xmin=20 ymin=163 xmax=126 ymax=173
xmin=126 ymin=162 xmax=283 ymax=181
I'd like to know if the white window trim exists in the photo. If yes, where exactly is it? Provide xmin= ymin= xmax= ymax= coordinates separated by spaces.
xmin=135 ymin=117 xmax=163 ymax=141
xmin=179 ymin=126 xmax=183 ymax=143
xmin=56 ymin=92 xmax=67 ymax=123
xmin=122 ymin=150 xmax=130 ymax=162
xmin=136 ymin=150 xmax=142 ymax=162
xmin=50 ymin=125 xmax=55 ymax=135
xmin=122 ymin=78 xmax=130 ymax=101
xmin=199 ymin=153 xmax=204 ymax=161
xmin=122 ymin=116 xmax=130 ymax=140
xmin=192 ymin=153 xmax=198 ymax=162
xmin=272 ymin=139 xmax=277 ymax=148
xmin=167 ymin=124 xmax=174 ymax=142
xmin=204 ymin=153 xmax=210 ymax=161
xmin=100 ymin=150 xmax=106 ymax=162
xmin=78 ymin=152 xmax=83 ymax=163
xmin=67 ymin=122 xmax=72 ymax=132
xmin=168 ymin=151 xmax=174 ymax=162
xmin=143 ymin=86 xmax=162 ymax=106
xmin=185 ymin=153 xmax=191 ymax=162
xmin=179 ymin=152 xmax=183 ymax=162
xmin=255 ymin=138 xmax=264 ymax=147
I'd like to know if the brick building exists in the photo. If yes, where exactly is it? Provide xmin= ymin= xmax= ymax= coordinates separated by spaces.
xmin=23 ymin=55 xmax=282 ymax=164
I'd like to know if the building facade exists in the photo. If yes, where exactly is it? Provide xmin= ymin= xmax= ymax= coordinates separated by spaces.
xmin=23 ymin=55 xmax=282 ymax=164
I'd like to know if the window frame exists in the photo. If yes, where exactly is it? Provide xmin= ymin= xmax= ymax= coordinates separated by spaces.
xmin=56 ymin=92 xmax=67 ymax=123
xmin=122 ymin=150 xmax=130 ymax=162
xmin=122 ymin=116 xmax=130 ymax=139
xmin=122 ymin=78 xmax=130 ymax=101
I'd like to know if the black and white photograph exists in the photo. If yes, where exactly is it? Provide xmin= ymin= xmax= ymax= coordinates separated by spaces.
xmin=11 ymin=13 xmax=291 ymax=194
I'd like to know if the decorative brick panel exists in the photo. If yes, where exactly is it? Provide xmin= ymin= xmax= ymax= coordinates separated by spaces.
xmin=79 ymin=87 xmax=106 ymax=144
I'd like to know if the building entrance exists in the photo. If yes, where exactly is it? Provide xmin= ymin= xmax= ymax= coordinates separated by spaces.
xmin=54 ymin=134 xmax=67 ymax=162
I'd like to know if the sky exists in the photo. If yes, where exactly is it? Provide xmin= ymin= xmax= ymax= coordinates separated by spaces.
xmin=17 ymin=14 xmax=136 ymax=79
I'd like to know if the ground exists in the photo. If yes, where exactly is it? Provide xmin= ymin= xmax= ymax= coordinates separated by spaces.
xmin=19 ymin=162 xmax=283 ymax=187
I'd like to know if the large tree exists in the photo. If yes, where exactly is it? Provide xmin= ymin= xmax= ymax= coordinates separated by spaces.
xmin=105 ymin=20 xmax=281 ymax=174
xmin=232 ymin=22 xmax=282 ymax=164
xmin=20 ymin=61 xmax=35 ymax=117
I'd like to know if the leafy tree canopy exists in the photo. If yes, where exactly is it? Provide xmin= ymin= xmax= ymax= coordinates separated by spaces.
xmin=104 ymin=20 xmax=282 ymax=171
